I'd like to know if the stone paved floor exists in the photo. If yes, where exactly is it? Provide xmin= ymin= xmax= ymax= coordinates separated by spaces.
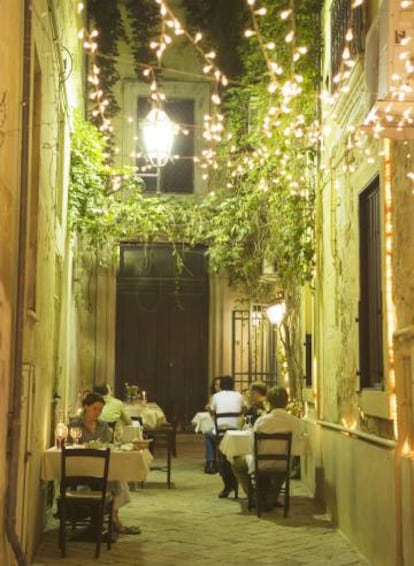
xmin=32 ymin=434 xmax=370 ymax=566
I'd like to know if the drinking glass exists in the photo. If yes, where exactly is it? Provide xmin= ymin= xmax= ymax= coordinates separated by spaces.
xmin=114 ymin=423 xmax=124 ymax=446
xmin=69 ymin=426 xmax=82 ymax=445
xmin=244 ymin=415 xmax=253 ymax=430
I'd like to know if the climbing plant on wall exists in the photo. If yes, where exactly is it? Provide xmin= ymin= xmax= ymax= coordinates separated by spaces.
xmin=76 ymin=0 xmax=322 ymax=396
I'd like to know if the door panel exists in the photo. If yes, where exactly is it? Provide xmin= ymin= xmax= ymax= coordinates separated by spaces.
xmin=115 ymin=244 xmax=208 ymax=425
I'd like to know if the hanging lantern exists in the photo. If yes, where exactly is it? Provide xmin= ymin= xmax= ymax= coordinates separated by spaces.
xmin=141 ymin=107 xmax=175 ymax=168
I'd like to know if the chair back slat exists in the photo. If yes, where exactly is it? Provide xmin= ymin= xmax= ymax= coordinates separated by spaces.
xmin=61 ymin=447 xmax=111 ymax=493
xmin=213 ymin=412 xmax=242 ymax=499
xmin=59 ymin=446 xmax=113 ymax=558
xmin=214 ymin=412 xmax=243 ymax=435
xmin=254 ymin=431 xmax=292 ymax=473
xmin=251 ymin=431 xmax=292 ymax=517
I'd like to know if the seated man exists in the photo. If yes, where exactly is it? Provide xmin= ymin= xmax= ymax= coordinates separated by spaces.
xmin=93 ymin=383 xmax=132 ymax=426
xmin=232 ymin=386 xmax=302 ymax=510
xmin=244 ymin=381 xmax=268 ymax=425
xmin=207 ymin=375 xmax=246 ymax=498
xmin=203 ymin=377 xmax=221 ymax=474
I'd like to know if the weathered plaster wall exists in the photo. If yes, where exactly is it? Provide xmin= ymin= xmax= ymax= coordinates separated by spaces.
xmin=209 ymin=273 xmax=242 ymax=382
xmin=306 ymin=2 xmax=409 ymax=564
xmin=73 ymin=252 xmax=118 ymax=395
xmin=321 ymin=427 xmax=396 ymax=566
xmin=0 ymin=1 xmax=85 ymax=563
xmin=15 ymin=1 xmax=83 ymax=560
xmin=392 ymin=143 xmax=414 ymax=329
xmin=0 ymin=3 xmax=22 ymax=562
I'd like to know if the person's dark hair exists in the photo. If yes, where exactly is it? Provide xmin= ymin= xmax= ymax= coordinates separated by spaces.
xmin=209 ymin=377 xmax=221 ymax=395
xmin=250 ymin=381 xmax=267 ymax=396
xmin=219 ymin=375 xmax=234 ymax=391
xmin=82 ymin=392 xmax=105 ymax=407
xmin=93 ymin=383 xmax=109 ymax=396
xmin=267 ymin=386 xmax=288 ymax=409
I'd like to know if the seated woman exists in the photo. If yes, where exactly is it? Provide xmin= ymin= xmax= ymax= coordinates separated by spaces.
xmin=93 ymin=382 xmax=132 ymax=428
xmin=68 ymin=392 xmax=140 ymax=535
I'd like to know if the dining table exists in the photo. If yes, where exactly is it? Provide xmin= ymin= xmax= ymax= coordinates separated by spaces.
xmin=219 ymin=430 xmax=252 ymax=463
xmin=123 ymin=401 xmax=166 ymax=430
xmin=191 ymin=411 xmax=214 ymax=434
xmin=41 ymin=445 xmax=153 ymax=482
xmin=219 ymin=429 xmax=310 ymax=463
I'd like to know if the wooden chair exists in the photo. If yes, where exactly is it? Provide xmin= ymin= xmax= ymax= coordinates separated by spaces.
xmin=248 ymin=431 xmax=292 ymax=517
xmin=58 ymin=446 xmax=113 ymax=558
xmin=214 ymin=412 xmax=243 ymax=498
xmin=146 ymin=423 xmax=174 ymax=488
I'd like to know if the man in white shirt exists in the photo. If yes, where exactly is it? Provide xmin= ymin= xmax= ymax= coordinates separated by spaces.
xmin=232 ymin=386 xmax=302 ymax=510
xmin=207 ymin=375 xmax=246 ymax=498
xmin=93 ymin=383 xmax=132 ymax=426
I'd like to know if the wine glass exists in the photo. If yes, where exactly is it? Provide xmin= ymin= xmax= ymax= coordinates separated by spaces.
xmin=69 ymin=426 xmax=82 ymax=445
xmin=114 ymin=423 xmax=124 ymax=446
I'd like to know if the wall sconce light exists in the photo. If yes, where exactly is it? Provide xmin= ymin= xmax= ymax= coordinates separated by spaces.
xmin=265 ymin=301 xmax=286 ymax=325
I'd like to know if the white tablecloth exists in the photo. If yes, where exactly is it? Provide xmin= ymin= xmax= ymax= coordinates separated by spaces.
xmin=219 ymin=430 xmax=252 ymax=462
xmin=191 ymin=411 xmax=214 ymax=434
xmin=219 ymin=429 xmax=310 ymax=462
xmin=123 ymin=402 xmax=166 ymax=429
xmin=41 ymin=446 xmax=153 ymax=482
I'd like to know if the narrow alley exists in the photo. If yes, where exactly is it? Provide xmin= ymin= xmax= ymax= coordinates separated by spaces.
xmin=33 ymin=434 xmax=370 ymax=566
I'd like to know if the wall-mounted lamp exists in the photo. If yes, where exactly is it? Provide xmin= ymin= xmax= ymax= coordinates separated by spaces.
xmin=265 ymin=301 xmax=286 ymax=326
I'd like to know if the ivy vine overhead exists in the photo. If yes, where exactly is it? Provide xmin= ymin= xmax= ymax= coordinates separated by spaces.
xmin=72 ymin=0 xmax=321 ymax=301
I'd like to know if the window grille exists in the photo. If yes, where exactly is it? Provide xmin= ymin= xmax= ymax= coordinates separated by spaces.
xmin=231 ymin=305 xmax=278 ymax=392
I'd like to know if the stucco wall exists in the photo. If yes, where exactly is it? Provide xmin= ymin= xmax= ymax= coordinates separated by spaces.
xmin=0 ymin=1 xmax=85 ymax=563
xmin=312 ymin=2 xmax=414 ymax=564
xmin=321 ymin=426 xmax=396 ymax=566
xmin=302 ymin=421 xmax=397 ymax=565
xmin=0 ymin=3 xmax=24 ymax=563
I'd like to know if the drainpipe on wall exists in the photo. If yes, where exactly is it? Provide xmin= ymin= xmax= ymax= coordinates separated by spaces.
xmin=5 ymin=1 xmax=32 ymax=564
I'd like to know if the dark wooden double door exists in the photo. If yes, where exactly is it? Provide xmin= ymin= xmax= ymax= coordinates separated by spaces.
xmin=115 ymin=244 xmax=209 ymax=425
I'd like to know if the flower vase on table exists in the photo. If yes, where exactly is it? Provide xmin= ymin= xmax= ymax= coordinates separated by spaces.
xmin=125 ymin=383 xmax=141 ymax=403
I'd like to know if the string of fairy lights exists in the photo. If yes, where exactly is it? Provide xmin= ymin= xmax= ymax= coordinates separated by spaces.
xmin=74 ymin=0 xmax=414 ymax=436
xmin=77 ymin=0 xmax=414 ymax=192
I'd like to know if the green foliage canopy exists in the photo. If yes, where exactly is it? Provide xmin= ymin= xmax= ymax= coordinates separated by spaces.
xmin=73 ymin=0 xmax=320 ymax=300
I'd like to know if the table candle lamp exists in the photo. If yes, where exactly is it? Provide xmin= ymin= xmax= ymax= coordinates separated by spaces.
xmin=142 ymin=390 xmax=147 ymax=403
xmin=55 ymin=421 xmax=69 ymax=449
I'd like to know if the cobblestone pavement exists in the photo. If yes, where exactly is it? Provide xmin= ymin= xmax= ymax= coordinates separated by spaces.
xmin=32 ymin=434 xmax=370 ymax=566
